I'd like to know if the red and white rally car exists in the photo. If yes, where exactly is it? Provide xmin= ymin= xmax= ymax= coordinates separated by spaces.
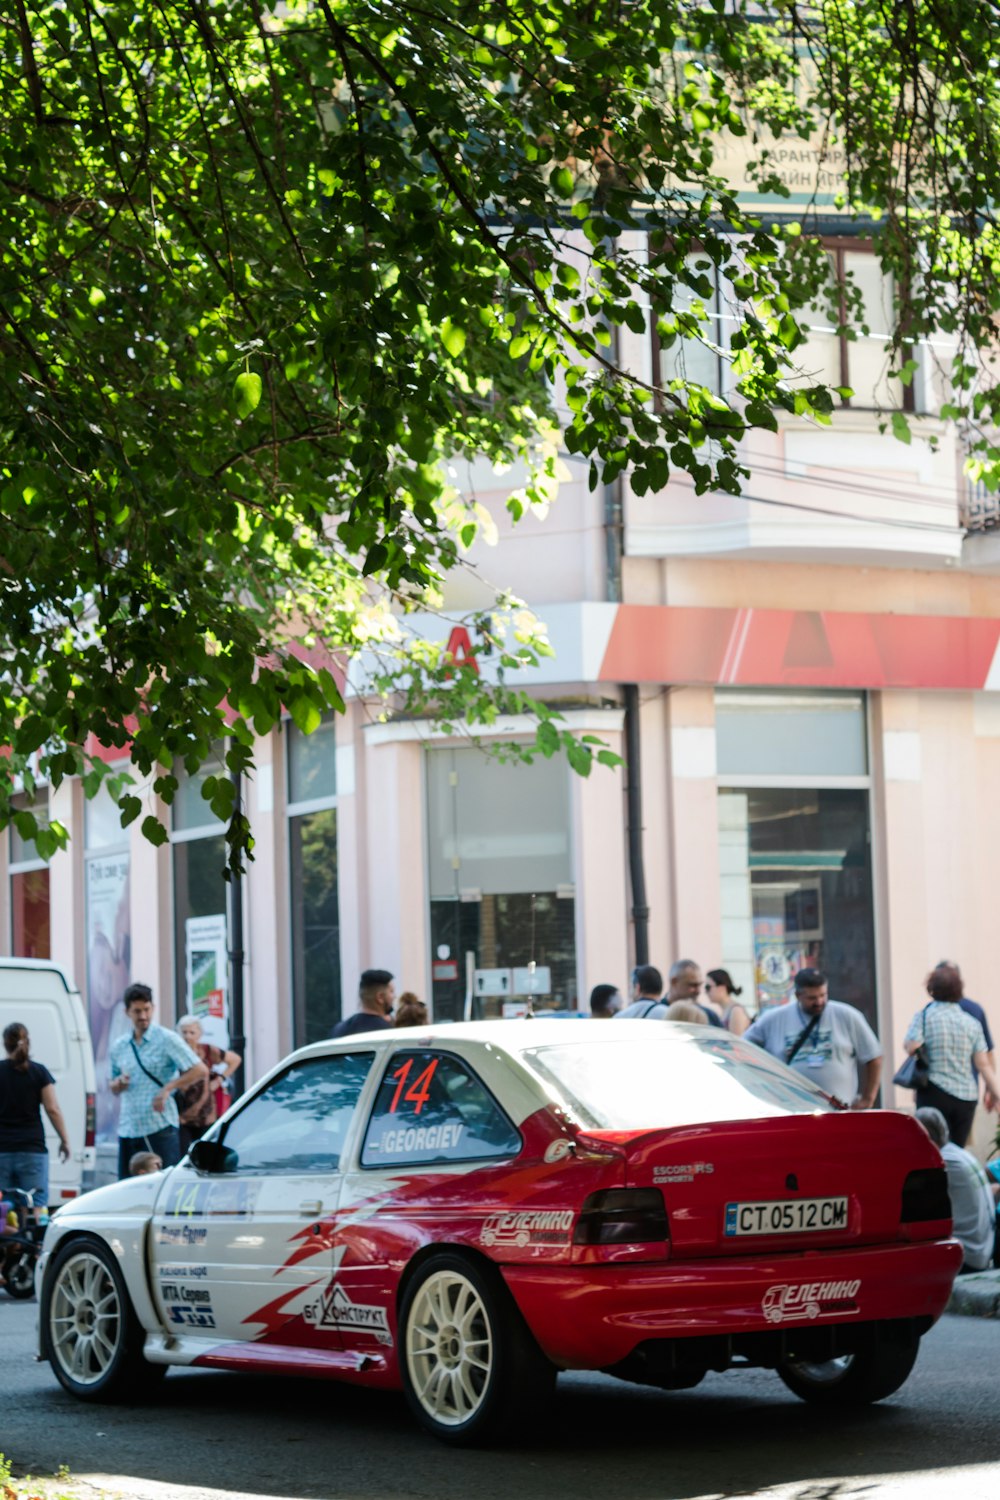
xmin=38 ymin=1019 xmax=960 ymax=1443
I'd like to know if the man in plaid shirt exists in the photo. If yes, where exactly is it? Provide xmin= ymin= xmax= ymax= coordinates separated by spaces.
xmin=110 ymin=982 xmax=207 ymax=1179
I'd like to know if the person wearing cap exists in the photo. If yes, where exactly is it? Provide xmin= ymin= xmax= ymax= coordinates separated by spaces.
xmin=743 ymin=967 xmax=882 ymax=1109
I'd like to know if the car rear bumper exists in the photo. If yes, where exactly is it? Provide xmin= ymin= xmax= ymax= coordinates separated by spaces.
xmin=502 ymin=1238 xmax=962 ymax=1369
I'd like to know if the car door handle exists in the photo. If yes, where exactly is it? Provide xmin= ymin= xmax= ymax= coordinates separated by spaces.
xmin=299 ymin=1201 xmax=323 ymax=1216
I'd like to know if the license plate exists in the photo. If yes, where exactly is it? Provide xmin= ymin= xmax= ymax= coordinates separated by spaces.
xmin=724 ymin=1196 xmax=848 ymax=1236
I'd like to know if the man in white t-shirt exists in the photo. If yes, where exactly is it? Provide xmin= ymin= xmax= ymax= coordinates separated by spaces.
xmin=744 ymin=968 xmax=882 ymax=1108
xmin=916 ymin=1106 xmax=995 ymax=1273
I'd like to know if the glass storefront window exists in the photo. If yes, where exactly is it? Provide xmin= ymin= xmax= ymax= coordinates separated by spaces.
xmin=426 ymin=748 xmax=577 ymax=1020
xmin=426 ymin=748 xmax=572 ymax=897
xmin=172 ymin=744 xmax=226 ymax=833
xmin=287 ymin=715 xmax=341 ymax=1045
xmin=717 ymin=787 xmax=877 ymax=1030
xmin=287 ymin=717 xmax=337 ymax=806
xmin=84 ymin=780 xmax=126 ymax=850
xmin=429 ymin=891 xmax=577 ymax=1022
xmin=716 ymin=692 xmax=868 ymax=778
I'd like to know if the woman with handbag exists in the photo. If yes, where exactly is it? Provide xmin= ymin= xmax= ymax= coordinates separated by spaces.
xmin=901 ymin=965 xmax=1000 ymax=1147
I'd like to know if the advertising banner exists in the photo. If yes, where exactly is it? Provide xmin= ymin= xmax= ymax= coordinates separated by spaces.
xmin=85 ymin=854 xmax=131 ymax=1147
xmin=184 ymin=913 xmax=229 ymax=1049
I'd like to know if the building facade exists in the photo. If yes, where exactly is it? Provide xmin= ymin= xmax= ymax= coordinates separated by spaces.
xmin=5 ymin=239 xmax=1000 ymax=1165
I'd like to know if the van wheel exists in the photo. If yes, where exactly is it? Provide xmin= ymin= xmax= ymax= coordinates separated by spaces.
xmin=399 ymin=1252 xmax=555 ymax=1445
xmin=42 ymin=1238 xmax=164 ymax=1402
xmin=778 ymin=1326 xmax=919 ymax=1406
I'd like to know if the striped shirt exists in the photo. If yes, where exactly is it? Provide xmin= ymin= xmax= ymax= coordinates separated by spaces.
xmin=110 ymin=1024 xmax=200 ymax=1138
xmin=903 ymin=1001 xmax=987 ymax=1102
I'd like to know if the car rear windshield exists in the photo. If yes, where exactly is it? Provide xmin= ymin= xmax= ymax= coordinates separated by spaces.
xmin=523 ymin=1031 xmax=834 ymax=1129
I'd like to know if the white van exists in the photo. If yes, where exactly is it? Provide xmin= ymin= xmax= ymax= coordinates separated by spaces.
xmin=0 ymin=958 xmax=96 ymax=1206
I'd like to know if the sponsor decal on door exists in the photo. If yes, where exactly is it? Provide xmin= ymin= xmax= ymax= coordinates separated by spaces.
xmin=304 ymin=1282 xmax=391 ymax=1342
xmin=480 ymin=1210 xmax=575 ymax=1247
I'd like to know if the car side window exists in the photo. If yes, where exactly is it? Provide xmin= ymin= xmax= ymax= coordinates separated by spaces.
xmin=360 ymin=1050 xmax=521 ymax=1169
xmin=219 ymin=1053 xmax=373 ymax=1173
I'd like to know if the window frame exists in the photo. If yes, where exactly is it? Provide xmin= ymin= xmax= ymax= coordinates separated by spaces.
xmin=809 ymin=237 xmax=920 ymax=414
xmin=359 ymin=1047 xmax=523 ymax=1172
xmin=649 ymin=242 xmax=728 ymax=407
xmin=285 ymin=712 xmax=341 ymax=1048
xmin=213 ymin=1049 xmax=378 ymax=1175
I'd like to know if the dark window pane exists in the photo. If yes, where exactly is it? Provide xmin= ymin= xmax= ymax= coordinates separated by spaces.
xmin=173 ymin=835 xmax=228 ymax=1007
xmin=290 ymin=808 xmax=341 ymax=1045
xmin=221 ymin=1053 xmax=372 ymax=1173
xmin=11 ymin=869 xmax=50 ymax=960
xmin=720 ymin=787 xmax=877 ymax=1031
xmin=361 ymin=1050 xmax=520 ymax=1167
xmin=429 ymin=892 xmax=577 ymax=1022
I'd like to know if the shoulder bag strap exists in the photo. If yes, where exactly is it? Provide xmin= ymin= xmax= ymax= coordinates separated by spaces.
xmin=130 ymin=1039 xmax=166 ymax=1090
xmin=786 ymin=1011 xmax=822 ymax=1065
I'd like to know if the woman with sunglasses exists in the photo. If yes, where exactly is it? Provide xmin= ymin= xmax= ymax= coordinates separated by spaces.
xmin=703 ymin=969 xmax=750 ymax=1036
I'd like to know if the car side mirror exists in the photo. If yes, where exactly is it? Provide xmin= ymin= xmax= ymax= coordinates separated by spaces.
xmin=187 ymin=1139 xmax=239 ymax=1175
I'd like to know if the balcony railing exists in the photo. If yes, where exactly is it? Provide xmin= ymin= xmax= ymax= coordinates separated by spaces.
xmin=962 ymin=476 xmax=1000 ymax=533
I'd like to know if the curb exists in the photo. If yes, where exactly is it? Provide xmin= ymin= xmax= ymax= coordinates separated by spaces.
xmin=946 ymin=1269 xmax=1000 ymax=1318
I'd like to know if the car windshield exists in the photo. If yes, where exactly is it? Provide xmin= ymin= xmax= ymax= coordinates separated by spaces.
xmin=523 ymin=1029 xmax=834 ymax=1129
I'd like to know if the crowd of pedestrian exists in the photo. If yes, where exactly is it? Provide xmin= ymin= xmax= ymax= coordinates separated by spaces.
xmin=582 ymin=949 xmax=1000 ymax=1272
xmin=2 ymin=945 xmax=998 ymax=1283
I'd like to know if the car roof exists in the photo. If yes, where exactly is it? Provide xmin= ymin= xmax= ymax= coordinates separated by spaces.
xmin=289 ymin=1016 xmax=722 ymax=1065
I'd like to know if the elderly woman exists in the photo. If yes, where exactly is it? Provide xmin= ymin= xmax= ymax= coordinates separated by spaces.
xmin=174 ymin=1016 xmax=242 ymax=1153
xmin=903 ymin=963 xmax=1000 ymax=1148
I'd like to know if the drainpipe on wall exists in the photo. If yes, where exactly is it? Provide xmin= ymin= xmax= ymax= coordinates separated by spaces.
xmin=624 ymin=684 xmax=650 ymax=966
xmin=228 ymin=767 xmax=246 ymax=1101
xmin=601 ymin=314 xmax=649 ymax=966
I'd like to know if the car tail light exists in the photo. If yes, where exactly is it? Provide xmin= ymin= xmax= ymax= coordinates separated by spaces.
xmin=85 ymin=1092 xmax=96 ymax=1149
xmin=901 ymin=1167 xmax=951 ymax=1223
xmin=60 ymin=1188 xmax=77 ymax=1199
xmin=573 ymin=1189 xmax=670 ymax=1245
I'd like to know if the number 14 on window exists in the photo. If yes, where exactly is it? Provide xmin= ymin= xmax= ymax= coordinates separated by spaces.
xmin=388 ymin=1058 xmax=438 ymax=1115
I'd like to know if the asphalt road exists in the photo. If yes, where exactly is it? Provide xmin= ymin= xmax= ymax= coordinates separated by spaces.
xmin=2 ymin=1300 xmax=998 ymax=1500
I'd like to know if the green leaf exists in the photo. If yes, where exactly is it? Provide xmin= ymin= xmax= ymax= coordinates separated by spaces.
xmin=233 ymin=372 xmax=263 ymax=418
xmin=118 ymin=794 xmax=142 ymax=827
xmin=440 ymin=319 xmax=466 ymax=358
xmin=891 ymin=409 xmax=912 ymax=445
xmin=288 ymin=695 xmax=322 ymax=735
xmin=551 ymin=166 xmax=575 ymax=198
xmin=141 ymin=816 xmax=169 ymax=848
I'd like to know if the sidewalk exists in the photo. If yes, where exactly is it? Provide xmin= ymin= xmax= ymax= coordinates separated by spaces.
xmin=946 ymin=1268 xmax=1000 ymax=1318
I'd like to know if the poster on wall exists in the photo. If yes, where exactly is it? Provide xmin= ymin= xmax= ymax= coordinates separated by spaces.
xmin=184 ymin=913 xmax=229 ymax=1048
xmin=85 ymin=854 xmax=131 ymax=1148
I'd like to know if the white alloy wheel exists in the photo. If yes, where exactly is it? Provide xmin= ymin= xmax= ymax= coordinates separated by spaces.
xmin=48 ymin=1247 xmax=124 ymax=1388
xmin=405 ymin=1266 xmax=494 ymax=1428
